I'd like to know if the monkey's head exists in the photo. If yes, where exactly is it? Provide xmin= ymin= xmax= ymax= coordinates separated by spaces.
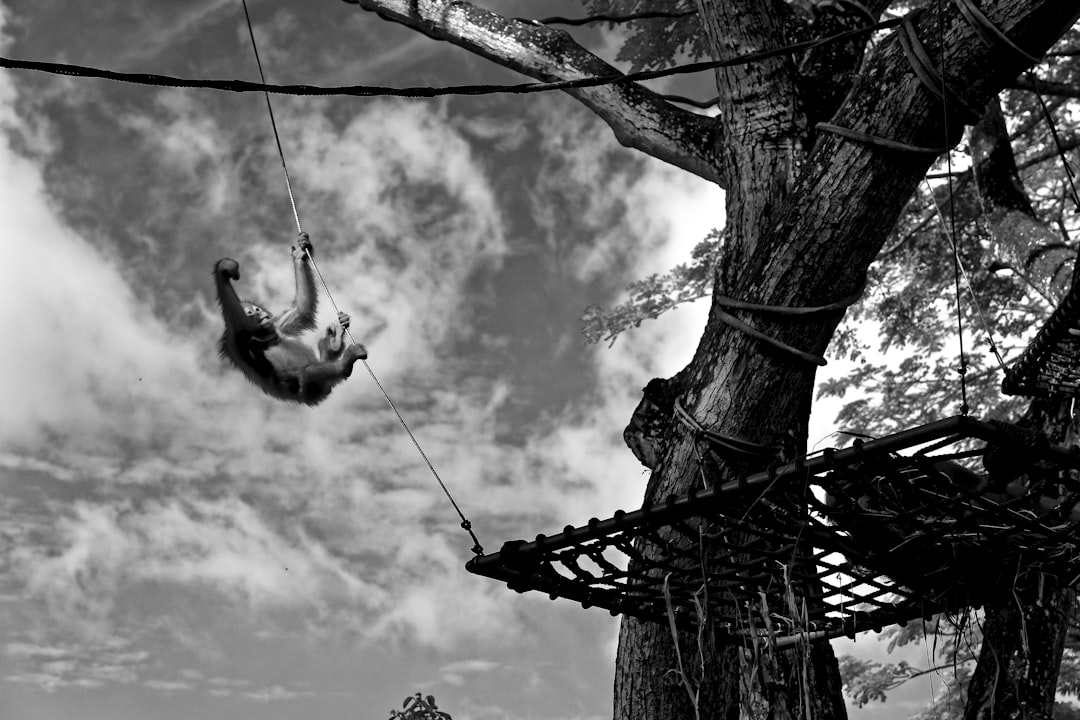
xmin=242 ymin=302 xmax=273 ymax=330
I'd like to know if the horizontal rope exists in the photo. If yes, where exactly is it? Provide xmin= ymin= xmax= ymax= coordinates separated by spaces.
xmin=674 ymin=398 xmax=782 ymax=459
xmin=713 ymin=282 xmax=865 ymax=316
xmin=714 ymin=308 xmax=827 ymax=366
xmin=0 ymin=16 xmax=902 ymax=99
xmin=816 ymin=122 xmax=948 ymax=154
xmin=711 ymin=285 xmax=865 ymax=366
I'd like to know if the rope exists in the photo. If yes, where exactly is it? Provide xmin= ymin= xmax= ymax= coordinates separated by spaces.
xmin=934 ymin=1 xmax=969 ymax=414
xmin=713 ymin=283 xmax=866 ymax=316
xmin=710 ymin=286 xmax=865 ymax=367
xmin=713 ymin=308 xmax=827 ymax=366
xmin=673 ymin=398 xmax=782 ymax=459
xmin=241 ymin=0 xmax=482 ymax=556
xmin=951 ymin=0 xmax=1041 ymax=65
xmin=925 ymin=179 xmax=1008 ymax=374
xmin=1028 ymin=73 xmax=1080 ymax=211
xmin=0 ymin=16 xmax=903 ymax=99
xmin=897 ymin=12 xmax=982 ymax=126
xmin=816 ymin=122 xmax=947 ymax=155
xmin=241 ymin=0 xmax=301 ymax=235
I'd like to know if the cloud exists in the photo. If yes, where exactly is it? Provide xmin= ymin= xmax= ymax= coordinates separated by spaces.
xmin=0 ymin=117 xmax=212 ymax=456
xmin=3 ymin=639 xmax=148 ymax=692
xmin=143 ymin=678 xmax=194 ymax=692
xmin=11 ymin=497 xmax=386 ymax=632
xmin=112 ymin=0 xmax=236 ymax=67
xmin=0 ymin=10 xmax=721 ymax=716
xmin=240 ymin=683 xmax=312 ymax=702
xmin=439 ymin=659 xmax=501 ymax=686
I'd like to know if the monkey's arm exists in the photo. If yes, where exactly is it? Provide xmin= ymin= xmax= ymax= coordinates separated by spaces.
xmin=214 ymin=259 xmax=261 ymax=334
xmin=275 ymin=233 xmax=319 ymax=336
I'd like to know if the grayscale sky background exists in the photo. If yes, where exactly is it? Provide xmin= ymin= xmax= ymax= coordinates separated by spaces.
xmin=0 ymin=1 xmax=936 ymax=718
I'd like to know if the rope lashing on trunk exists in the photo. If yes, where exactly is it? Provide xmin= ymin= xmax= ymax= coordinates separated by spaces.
xmin=816 ymin=122 xmax=947 ymax=155
xmin=951 ymin=0 xmax=1041 ymax=65
xmin=673 ymin=398 xmax=783 ymax=460
xmin=898 ymin=13 xmax=983 ymax=126
xmin=711 ymin=284 xmax=865 ymax=366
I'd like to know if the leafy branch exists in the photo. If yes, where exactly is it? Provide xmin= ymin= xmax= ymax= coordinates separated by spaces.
xmin=581 ymin=230 xmax=723 ymax=345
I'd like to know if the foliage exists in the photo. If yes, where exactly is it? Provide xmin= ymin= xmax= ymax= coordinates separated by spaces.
xmin=839 ymin=612 xmax=980 ymax=714
xmin=581 ymin=230 xmax=723 ymax=345
xmin=583 ymin=0 xmax=706 ymax=72
xmin=1055 ymin=702 xmax=1080 ymax=720
xmin=1060 ymin=650 xmax=1080 ymax=697
xmin=839 ymin=655 xmax=916 ymax=706
xmin=388 ymin=693 xmax=452 ymax=720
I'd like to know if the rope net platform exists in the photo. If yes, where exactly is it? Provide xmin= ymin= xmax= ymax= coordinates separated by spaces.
xmin=467 ymin=416 xmax=1080 ymax=642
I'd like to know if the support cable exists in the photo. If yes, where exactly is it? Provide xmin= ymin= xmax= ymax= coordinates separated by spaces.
xmin=241 ymin=0 xmax=482 ymax=555
xmin=242 ymin=0 xmax=302 ymax=235
xmin=0 ymin=16 xmax=903 ymax=99
xmin=934 ymin=1 xmax=969 ymax=413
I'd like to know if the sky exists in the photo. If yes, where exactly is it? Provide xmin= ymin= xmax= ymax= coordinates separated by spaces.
xmin=0 ymin=2 xmax=938 ymax=719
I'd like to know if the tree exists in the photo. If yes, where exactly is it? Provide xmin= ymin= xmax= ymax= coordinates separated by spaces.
xmin=338 ymin=1 xmax=1080 ymax=717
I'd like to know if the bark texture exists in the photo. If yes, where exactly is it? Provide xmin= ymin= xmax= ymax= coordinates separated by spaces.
xmin=972 ymin=98 xmax=1073 ymax=304
xmin=617 ymin=1 xmax=1080 ymax=718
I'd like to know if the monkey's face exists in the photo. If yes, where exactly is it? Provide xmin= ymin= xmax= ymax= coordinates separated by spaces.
xmin=242 ymin=302 xmax=273 ymax=329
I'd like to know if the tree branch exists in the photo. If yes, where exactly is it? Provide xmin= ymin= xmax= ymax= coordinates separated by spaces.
xmin=340 ymin=0 xmax=726 ymax=186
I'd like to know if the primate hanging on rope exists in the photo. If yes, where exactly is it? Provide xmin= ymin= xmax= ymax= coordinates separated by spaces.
xmin=214 ymin=232 xmax=367 ymax=405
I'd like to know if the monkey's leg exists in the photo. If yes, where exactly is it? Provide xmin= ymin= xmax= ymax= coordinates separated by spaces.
xmin=299 ymin=359 xmax=353 ymax=389
xmin=299 ymin=345 xmax=367 ymax=393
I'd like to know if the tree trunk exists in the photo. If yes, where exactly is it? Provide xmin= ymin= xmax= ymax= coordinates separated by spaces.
xmin=964 ymin=399 xmax=1075 ymax=720
xmin=615 ymin=2 xmax=1080 ymax=718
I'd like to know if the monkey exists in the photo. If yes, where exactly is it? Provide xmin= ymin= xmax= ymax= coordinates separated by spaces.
xmin=213 ymin=232 xmax=367 ymax=405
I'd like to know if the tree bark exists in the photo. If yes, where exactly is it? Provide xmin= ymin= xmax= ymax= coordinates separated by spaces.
xmin=964 ymin=399 xmax=1075 ymax=720
xmin=618 ymin=1 xmax=1080 ymax=718
xmin=971 ymin=97 xmax=1072 ymax=304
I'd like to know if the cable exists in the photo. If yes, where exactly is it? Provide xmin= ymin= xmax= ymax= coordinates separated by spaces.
xmin=241 ymin=0 xmax=482 ymax=556
xmin=0 ymin=16 xmax=903 ymax=99
xmin=1027 ymin=72 xmax=1080 ymax=211
xmin=936 ymin=0 xmax=970 ymax=415
xmin=242 ymin=0 xmax=301 ymax=235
